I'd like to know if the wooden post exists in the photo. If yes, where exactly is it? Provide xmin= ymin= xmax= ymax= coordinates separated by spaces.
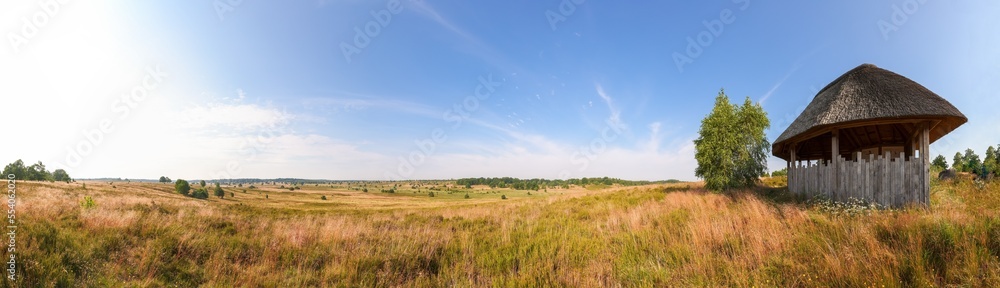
xmin=831 ymin=130 xmax=839 ymax=201
xmin=921 ymin=124 xmax=930 ymax=207
xmin=790 ymin=144 xmax=797 ymax=195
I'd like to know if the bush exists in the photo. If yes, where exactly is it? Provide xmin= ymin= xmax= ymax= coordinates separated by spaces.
xmin=53 ymin=169 xmax=71 ymax=182
xmin=80 ymin=196 xmax=96 ymax=209
xmin=770 ymin=168 xmax=787 ymax=177
xmin=501 ymin=195 xmax=507 ymax=200
xmin=464 ymin=194 xmax=470 ymax=199
xmin=213 ymin=183 xmax=225 ymax=199
xmin=321 ymin=195 xmax=327 ymax=200
xmin=192 ymin=189 xmax=209 ymax=199
xmin=428 ymin=192 xmax=435 ymax=197
xmin=175 ymin=180 xmax=191 ymax=196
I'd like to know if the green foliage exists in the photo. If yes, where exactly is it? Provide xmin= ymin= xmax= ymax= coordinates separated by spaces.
xmin=175 ymin=180 xmax=191 ymax=196
xmin=158 ymin=176 xmax=171 ymax=183
xmin=922 ymin=221 xmax=958 ymax=280
xmin=464 ymin=193 xmax=471 ymax=199
xmin=321 ymin=195 xmax=327 ymax=200
xmin=80 ymin=196 xmax=96 ymax=209
xmin=174 ymin=179 xmax=191 ymax=196
xmin=2 ymin=159 xmax=54 ymax=181
xmin=52 ymin=169 xmax=71 ymax=182
xmin=953 ymin=152 xmax=965 ymax=172
xmin=501 ymin=195 xmax=507 ymax=200
xmin=213 ymin=183 xmax=225 ymax=199
xmin=694 ymin=89 xmax=770 ymax=191
xmin=200 ymin=180 xmax=207 ymax=188
xmin=192 ymin=189 xmax=209 ymax=199
xmin=1 ymin=160 xmax=26 ymax=179
xmin=770 ymin=168 xmax=787 ymax=177
xmin=932 ymin=155 xmax=948 ymax=170
xmin=985 ymin=146 xmax=998 ymax=175
xmin=428 ymin=192 xmax=435 ymax=197
xmin=963 ymin=148 xmax=982 ymax=175
xmin=455 ymin=176 xmax=655 ymax=190
xmin=28 ymin=161 xmax=51 ymax=181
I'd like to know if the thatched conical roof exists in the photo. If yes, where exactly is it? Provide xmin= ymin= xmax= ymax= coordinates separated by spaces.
xmin=772 ymin=64 xmax=966 ymax=161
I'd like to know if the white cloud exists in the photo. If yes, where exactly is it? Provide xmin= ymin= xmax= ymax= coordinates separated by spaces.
xmin=595 ymin=84 xmax=621 ymax=125
xmin=175 ymin=102 xmax=291 ymax=132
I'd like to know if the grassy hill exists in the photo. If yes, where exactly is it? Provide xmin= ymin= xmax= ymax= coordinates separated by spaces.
xmin=7 ymin=177 xmax=1000 ymax=286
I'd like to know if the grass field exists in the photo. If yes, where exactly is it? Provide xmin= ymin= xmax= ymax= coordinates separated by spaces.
xmin=7 ymin=177 xmax=1000 ymax=286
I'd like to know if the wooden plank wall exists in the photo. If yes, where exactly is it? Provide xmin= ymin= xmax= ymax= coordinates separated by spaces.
xmin=789 ymin=152 xmax=927 ymax=208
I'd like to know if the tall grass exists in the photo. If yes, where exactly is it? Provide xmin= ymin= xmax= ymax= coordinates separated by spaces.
xmin=6 ymin=179 xmax=1000 ymax=286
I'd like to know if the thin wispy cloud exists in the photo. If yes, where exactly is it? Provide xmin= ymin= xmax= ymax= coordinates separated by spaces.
xmin=408 ymin=1 xmax=524 ymax=75
xmin=595 ymin=84 xmax=621 ymax=125
xmin=409 ymin=1 xmax=480 ymax=48
xmin=760 ymin=44 xmax=826 ymax=105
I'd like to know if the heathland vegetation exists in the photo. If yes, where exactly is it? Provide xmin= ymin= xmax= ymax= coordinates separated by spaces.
xmin=5 ymin=88 xmax=998 ymax=285
xmin=7 ymin=175 xmax=1000 ymax=286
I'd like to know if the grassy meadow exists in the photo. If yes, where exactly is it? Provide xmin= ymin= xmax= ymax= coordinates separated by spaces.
xmin=7 ymin=176 xmax=1000 ymax=287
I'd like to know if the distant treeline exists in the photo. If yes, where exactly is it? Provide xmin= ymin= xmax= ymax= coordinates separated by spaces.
xmin=455 ymin=177 xmax=679 ymax=190
xmin=2 ymin=159 xmax=71 ymax=182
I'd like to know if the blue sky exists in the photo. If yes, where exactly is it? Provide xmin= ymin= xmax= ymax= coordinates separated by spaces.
xmin=2 ymin=1 xmax=998 ymax=181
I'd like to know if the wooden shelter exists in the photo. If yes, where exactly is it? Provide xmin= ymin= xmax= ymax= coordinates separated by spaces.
xmin=772 ymin=64 xmax=966 ymax=207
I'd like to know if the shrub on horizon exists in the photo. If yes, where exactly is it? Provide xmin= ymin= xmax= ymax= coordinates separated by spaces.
xmin=175 ymin=179 xmax=191 ymax=196
xmin=192 ymin=188 xmax=209 ymax=199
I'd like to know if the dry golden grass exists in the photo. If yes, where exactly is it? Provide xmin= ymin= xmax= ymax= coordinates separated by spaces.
xmin=6 ymin=178 xmax=1000 ymax=286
